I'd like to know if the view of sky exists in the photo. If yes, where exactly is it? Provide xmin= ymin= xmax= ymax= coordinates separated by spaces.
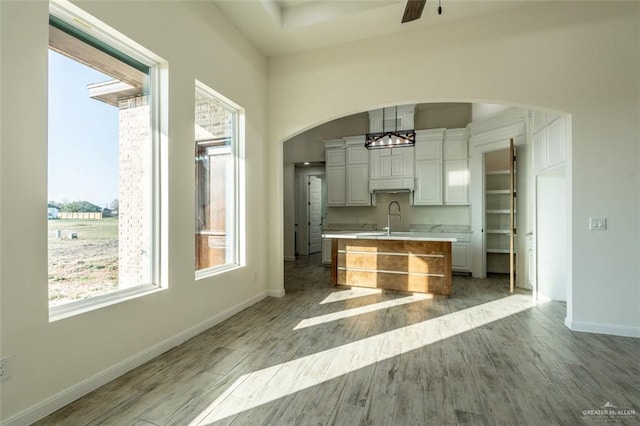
xmin=48 ymin=50 xmax=119 ymax=208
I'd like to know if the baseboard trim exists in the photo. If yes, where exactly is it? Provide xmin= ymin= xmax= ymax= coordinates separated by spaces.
xmin=267 ymin=288 xmax=285 ymax=297
xmin=283 ymin=256 xmax=296 ymax=262
xmin=565 ymin=317 xmax=640 ymax=338
xmin=2 ymin=291 xmax=268 ymax=426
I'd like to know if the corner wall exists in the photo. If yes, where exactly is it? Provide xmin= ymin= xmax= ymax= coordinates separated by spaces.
xmin=0 ymin=0 xmax=268 ymax=422
xmin=267 ymin=2 xmax=640 ymax=336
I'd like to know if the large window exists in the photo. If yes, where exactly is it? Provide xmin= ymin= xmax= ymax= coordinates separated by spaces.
xmin=48 ymin=3 xmax=161 ymax=317
xmin=195 ymin=82 xmax=242 ymax=276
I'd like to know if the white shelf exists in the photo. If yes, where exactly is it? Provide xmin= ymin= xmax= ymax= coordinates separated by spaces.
xmin=486 ymin=229 xmax=511 ymax=234
xmin=486 ymin=190 xmax=511 ymax=195
xmin=486 ymin=170 xmax=510 ymax=175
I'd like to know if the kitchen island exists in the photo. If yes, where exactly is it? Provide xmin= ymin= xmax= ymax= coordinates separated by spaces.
xmin=322 ymin=232 xmax=456 ymax=296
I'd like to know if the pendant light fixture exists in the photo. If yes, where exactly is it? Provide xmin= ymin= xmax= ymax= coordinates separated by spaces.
xmin=365 ymin=106 xmax=416 ymax=150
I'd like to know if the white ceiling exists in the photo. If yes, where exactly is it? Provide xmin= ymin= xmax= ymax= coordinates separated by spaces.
xmin=214 ymin=0 xmax=534 ymax=57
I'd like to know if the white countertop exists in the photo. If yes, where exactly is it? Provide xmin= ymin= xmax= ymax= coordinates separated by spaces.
xmin=322 ymin=231 xmax=457 ymax=242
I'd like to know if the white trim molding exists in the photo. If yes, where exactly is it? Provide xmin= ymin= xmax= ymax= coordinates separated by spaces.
xmin=2 ymin=292 xmax=269 ymax=426
xmin=565 ymin=318 xmax=640 ymax=338
xmin=267 ymin=289 xmax=286 ymax=297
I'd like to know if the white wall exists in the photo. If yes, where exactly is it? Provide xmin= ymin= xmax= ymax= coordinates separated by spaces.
xmin=537 ymin=169 xmax=567 ymax=301
xmin=267 ymin=3 xmax=640 ymax=336
xmin=0 ymin=0 xmax=268 ymax=423
xmin=472 ymin=103 xmax=511 ymax=121
xmin=326 ymin=193 xmax=470 ymax=231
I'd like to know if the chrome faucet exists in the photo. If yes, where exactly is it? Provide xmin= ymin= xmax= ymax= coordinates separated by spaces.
xmin=384 ymin=201 xmax=401 ymax=235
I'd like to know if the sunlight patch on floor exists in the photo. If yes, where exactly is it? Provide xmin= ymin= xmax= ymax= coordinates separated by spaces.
xmin=319 ymin=287 xmax=383 ymax=304
xmin=190 ymin=294 xmax=546 ymax=425
xmin=295 ymin=293 xmax=432 ymax=330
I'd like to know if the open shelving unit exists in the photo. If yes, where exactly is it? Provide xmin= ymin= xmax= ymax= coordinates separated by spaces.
xmin=484 ymin=142 xmax=516 ymax=291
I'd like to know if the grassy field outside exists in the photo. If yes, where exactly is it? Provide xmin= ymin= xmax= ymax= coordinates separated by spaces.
xmin=48 ymin=218 xmax=118 ymax=306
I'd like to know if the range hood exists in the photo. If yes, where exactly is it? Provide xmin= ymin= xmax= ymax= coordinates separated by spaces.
xmin=372 ymin=189 xmax=411 ymax=194
xmin=367 ymin=105 xmax=417 ymax=194
xmin=369 ymin=177 xmax=415 ymax=193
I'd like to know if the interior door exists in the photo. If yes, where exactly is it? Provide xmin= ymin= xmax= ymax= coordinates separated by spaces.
xmin=308 ymin=175 xmax=322 ymax=254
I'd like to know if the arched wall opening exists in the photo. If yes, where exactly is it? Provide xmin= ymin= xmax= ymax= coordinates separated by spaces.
xmin=280 ymin=101 xmax=572 ymax=315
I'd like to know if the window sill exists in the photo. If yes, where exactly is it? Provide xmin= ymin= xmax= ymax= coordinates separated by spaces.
xmin=49 ymin=284 xmax=164 ymax=322
xmin=195 ymin=264 xmax=242 ymax=281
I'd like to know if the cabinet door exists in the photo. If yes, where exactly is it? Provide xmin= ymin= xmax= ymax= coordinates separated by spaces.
xmin=415 ymin=140 xmax=441 ymax=160
xmin=347 ymin=164 xmax=370 ymax=206
xmin=444 ymin=159 xmax=469 ymax=204
xmin=444 ymin=140 xmax=467 ymax=160
xmin=401 ymin=147 xmax=414 ymax=177
xmin=452 ymin=242 xmax=471 ymax=271
xmin=414 ymin=160 xmax=442 ymax=205
xmin=391 ymin=153 xmax=404 ymax=176
xmin=378 ymin=151 xmax=392 ymax=177
xmin=347 ymin=145 xmax=368 ymax=165
xmin=326 ymin=148 xmax=345 ymax=166
xmin=322 ymin=238 xmax=333 ymax=264
xmin=326 ymin=166 xmax=346 ymax=205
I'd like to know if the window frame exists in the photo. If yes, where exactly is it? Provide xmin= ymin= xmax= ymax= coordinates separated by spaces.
xmin=194 ymin=81 xmax=244 ymax=280
xmin=48 ymin=0 xmax=164 ymax=321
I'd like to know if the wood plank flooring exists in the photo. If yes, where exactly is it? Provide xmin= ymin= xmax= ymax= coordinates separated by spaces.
xmin=36 ymin=255 xmax=640 ymax=425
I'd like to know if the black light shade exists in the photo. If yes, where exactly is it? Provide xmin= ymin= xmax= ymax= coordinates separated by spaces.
xmin=365 ymin=130 xmax=416 ymax=149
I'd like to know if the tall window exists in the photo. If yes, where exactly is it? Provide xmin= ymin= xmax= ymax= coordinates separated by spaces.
xmin=195 ymin=83 xmax=241 ymax=276
xmin=48 ymin=5 xmax=160 ymax=316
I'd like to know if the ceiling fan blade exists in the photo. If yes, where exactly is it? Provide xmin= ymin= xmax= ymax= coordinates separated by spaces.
xmin=402 ymin=0 xmax=426 ymax=23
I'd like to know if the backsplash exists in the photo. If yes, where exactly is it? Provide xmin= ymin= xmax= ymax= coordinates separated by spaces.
xmin=325 ymin=192 xmax=470 ymax=232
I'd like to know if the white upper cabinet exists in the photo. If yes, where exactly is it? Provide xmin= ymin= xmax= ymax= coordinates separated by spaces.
xmin=443 ymin=128 xmax=469 ymax=205
xmin=444 ymin=159 xmax=469 ymax=204
xmin=325 ymin=140 xmax=346 ymax=206
xmin=414 ymin=129 xmax=445 ymax=205
xmin=369 ymin=147 xmax=414 ymax=180
xmin=326 ymin=167 xmax=346 ymax=205
xmin=326 ymin=137 xmax=371 ymax=207
xmin=326 ymin=147 xmax=346 ymax=167
xmin=533 ymin=113 xmax=566 ymax=173
xmin=345 ymin=136 xmax=371 ymax=206
xmin=414 ymin=160 xmax=442 ymax=205
xmin=368 ymin=104 xmax=416 ymax=133
xmin=443 ymin=129 xmax=468 ymax=160
xmin=347 ymin=164 xmax=370 ymax=205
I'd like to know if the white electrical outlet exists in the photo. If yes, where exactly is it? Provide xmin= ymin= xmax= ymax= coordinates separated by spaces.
xmin=589 ymin=217 xmax=607 ymax=231
xmin=0 ymin=356 xmax=11 ymax=381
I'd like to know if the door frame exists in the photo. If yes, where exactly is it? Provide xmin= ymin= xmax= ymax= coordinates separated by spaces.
xmin=294 ymin=166 xmax=325 ymax=256
xmin=470 ymin=136 xmax=525 ymax=280
xmin=307 ymin=175 xmax=323 ymax=254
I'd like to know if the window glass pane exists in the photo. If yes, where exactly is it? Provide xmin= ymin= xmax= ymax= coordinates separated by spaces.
xmin=195 ymin=88 xmax=237 ymax=272
xmin=48 ymin=24 xmax=153 ymax=306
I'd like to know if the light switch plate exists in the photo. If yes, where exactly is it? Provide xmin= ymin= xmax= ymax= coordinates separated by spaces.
xmin=589 ymin=217 xmax=607 ymax=230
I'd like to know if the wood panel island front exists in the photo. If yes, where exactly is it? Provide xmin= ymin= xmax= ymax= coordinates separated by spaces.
xmin=323 ymin=232 xmax=456 ymax=296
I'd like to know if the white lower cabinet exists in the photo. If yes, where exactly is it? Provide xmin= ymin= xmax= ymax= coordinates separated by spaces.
xmin=322 ymin=238 xmax=332 ymax=264
xmin=452 ymin=242 xmax=471 ymax=272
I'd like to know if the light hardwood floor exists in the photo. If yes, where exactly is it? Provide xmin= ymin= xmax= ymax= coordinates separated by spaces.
xmin=36 ymin=255 xmax=640 ymax=425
